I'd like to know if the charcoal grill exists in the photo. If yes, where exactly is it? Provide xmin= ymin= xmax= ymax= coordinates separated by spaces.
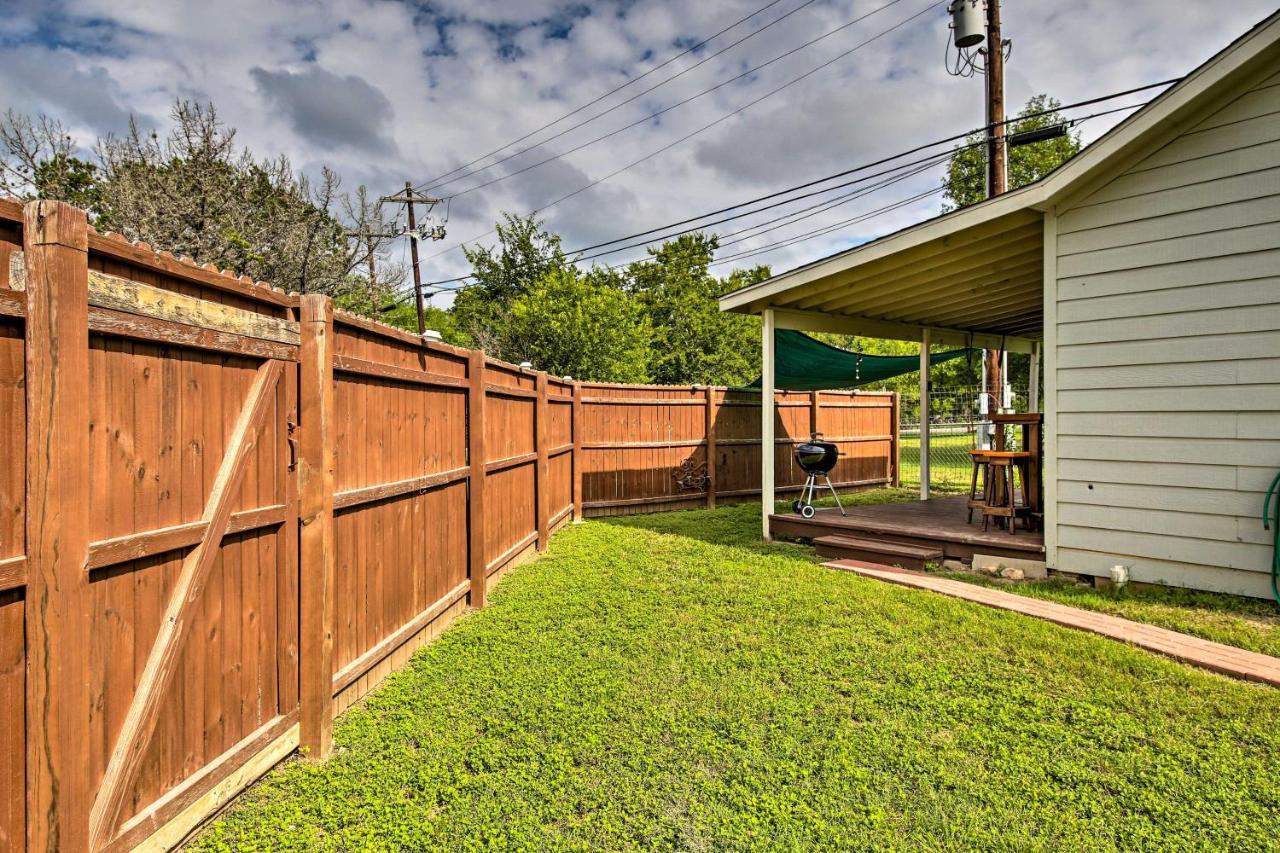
xmin=792 ymin=433 xmax=846 ymax=519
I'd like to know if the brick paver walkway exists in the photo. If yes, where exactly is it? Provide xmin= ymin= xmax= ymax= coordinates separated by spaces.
xmin=825 ymin=559 xmax=1280 ymax=688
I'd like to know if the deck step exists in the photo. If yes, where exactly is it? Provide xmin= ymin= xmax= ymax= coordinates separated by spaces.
xmin=813 ymin=535 xmax=944 ymax=570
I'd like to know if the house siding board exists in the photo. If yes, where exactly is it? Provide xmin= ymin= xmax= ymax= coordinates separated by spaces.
xmin=1069 ymin=137 xmax=1280 ymax=209
xmin=1052 ymin=57 xmax=1280 ymax=597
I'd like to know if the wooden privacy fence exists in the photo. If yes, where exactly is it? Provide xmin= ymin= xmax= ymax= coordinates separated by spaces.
xmin=0 ymin=200 xmax=898 ymax=852
xmin=579 ymin=383 xmax=899 ymax=516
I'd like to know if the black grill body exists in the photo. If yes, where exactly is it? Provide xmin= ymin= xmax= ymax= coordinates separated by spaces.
xmin=791 ymin=435 xmax=846 ymax=518
xmin=795 ymin=441 xmax=838 ymax=475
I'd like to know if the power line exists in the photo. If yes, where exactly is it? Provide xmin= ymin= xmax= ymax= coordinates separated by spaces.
xmin=576 ymin=148 xmax=961 ymax=262
xmin=423 ymin=0 xmax=942 ymax=264
xmin=391 ymin=150 xmax=948 ymax=304
xmin=411 ymin=89 xmax=1164 ymax=291
xmin=438 ymin=0 xmax=918 ymax=200
xmin=704 ymin=105 xmax=1150 ymax=266
xmin=710 ymin=186 xmax=946 ymax=266
xmin=414 ymin=0 xmax=794 ymax=194
xmin=404 ymin=142 xmax=962 ymax=292
xmin=563 ymin=148 xmax=955 ymax=269
xmin=420 ymin=0 xmax=823 ymax=195
xmin=560 ymin=89 xmax=1167 ymax=257
xmin=430 ymin=0 xmax=905 ymax=198
xmin=712 ymin=154 xmax=955 ymax=248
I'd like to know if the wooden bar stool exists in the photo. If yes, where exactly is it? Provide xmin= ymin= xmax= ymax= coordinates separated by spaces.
xmin=965 ymin=449 xmax=993 ymax=524
xmin=981 ymin=451 xmax=1033 ymax=535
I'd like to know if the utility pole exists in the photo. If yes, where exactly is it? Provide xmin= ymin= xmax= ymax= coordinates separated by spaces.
xmin=379 ymin=182 xmax=444 ymax=335
xmin=983 ymin=0 xmax=1005 ymax=415
xmin=985 ymin=0 xmax=1006 ymax=198
xmin=404 ymin=183 xmax=426 ymax=334
xmin=345 ymin=224 xmax=386 ymax=312
xmin=948 ymin=0 xmax=1010 ymax=433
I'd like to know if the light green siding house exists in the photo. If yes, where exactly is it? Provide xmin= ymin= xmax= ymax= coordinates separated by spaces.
xmin=721 ymin=12 xmax=1280 ymax=597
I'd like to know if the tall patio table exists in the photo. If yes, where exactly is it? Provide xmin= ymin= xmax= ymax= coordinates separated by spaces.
xmin=992 ymin=412 xmax=1043 ymax=523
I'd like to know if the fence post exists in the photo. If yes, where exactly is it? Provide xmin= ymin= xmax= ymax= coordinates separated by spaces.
xmin=298 ymin=294 xmax=335 ymax=759
xmin=810 ymin=390 xmax=820 ymax=439
xmin=535 ymin=371 xmax=549 ymax=551
xmin=705 ymin=386 xmax=717 ymax=509
xmin=23 ymin=199 xmax=92 ymax=851
xmin=571 ymin=380 xmax=583 ymax=522
xmin=890 ymin=391 xmax=901 ymax=487
xmin=468 ymin=351 xmax=488 ymax=607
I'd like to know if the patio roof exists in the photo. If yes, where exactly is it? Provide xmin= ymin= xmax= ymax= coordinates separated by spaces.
xmin=718 ymin=188 xmax=1045 ymax=353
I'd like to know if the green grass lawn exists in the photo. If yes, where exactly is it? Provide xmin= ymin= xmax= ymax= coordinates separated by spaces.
xmin=898 ymin=432 xmax=975 ymax=490
xmin=934 ymin=570 xmax=1280 ymax=658
xmin=194 ymin=496 xmax=1280 ymax=851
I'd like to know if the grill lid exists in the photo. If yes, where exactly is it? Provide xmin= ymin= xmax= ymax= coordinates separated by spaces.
xmin=795 ymin=438 xmax=839 ymax=474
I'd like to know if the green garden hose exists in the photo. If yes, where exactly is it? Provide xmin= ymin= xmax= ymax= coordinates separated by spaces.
xmin=1265 ymin=470 xmax=1280 ymax=607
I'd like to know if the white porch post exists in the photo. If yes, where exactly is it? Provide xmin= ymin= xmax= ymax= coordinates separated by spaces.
xmin=1029 ymin=340 xmax=1041 ymax=411
xmin=761 ymin=308 xmax=776 ymax=539
xmin=919 ymin=327 xmax=930 ymax=501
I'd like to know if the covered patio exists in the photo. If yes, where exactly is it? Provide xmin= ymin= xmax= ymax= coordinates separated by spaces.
xmin=718 ymin=189 xmax=1049 ymax=557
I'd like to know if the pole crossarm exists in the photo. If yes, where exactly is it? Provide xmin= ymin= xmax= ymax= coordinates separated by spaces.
xmin=378 ymin=194 xmax=443 ymax=205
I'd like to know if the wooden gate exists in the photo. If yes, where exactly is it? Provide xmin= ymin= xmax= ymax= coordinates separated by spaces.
xmin=12 ymin=201 xmax=302 ymax=851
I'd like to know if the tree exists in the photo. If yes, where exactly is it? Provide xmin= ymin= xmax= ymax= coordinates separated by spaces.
xmin=373 ymin=298 xmax=468 ymax=346
xmin=445 ymin=216 xmax=770 ymax=384
xmin=0 ymin=101 xmax=399 ymax=305
xmin=943 ymin=94 xmax=1082 ymax=210
xmin=0 ymin=110 xmax=100 ymax=207
xmin=628 ymin=233 xmax=768 ymax=386
xmin=508 ymin=265 xmax=651 ymax=382
xmin=451 ymin=213 xmax=567 ymax=358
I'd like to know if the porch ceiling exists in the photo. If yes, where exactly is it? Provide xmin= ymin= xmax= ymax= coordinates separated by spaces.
xmin=720 ymin=197 xmax=1045 ymax=349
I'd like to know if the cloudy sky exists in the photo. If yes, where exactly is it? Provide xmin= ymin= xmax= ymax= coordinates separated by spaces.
xmin=2 ymin=0 xmax=1275 ymax=303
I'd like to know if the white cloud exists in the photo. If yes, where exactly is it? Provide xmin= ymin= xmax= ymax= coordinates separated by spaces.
xmin=0 ymin=0 xmax=1274 ymax=298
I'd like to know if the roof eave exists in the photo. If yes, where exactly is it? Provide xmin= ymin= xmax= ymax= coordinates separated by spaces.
xmin=718 ymin=181 xmax=1047 ymax=314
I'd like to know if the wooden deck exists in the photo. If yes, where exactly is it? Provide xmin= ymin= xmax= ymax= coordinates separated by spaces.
xmin=770 ymin=495 xmax=1044 ymax=563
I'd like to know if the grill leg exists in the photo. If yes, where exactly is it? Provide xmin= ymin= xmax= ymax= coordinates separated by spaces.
xmin=823 ymin=475 xmax=847 ymax=516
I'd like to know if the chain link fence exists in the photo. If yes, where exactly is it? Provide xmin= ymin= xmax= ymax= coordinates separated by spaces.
xmin=897 ymin=386 xmax=1031 ymax=492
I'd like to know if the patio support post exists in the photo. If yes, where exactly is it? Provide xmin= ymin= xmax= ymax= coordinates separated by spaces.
xmin=761 ymin=308 xmax=776 ymax=539
xmin=1029 ymin=341 xmax=1041 ymax=411
xmin=919 ymin=327 xmax=931 ymax=501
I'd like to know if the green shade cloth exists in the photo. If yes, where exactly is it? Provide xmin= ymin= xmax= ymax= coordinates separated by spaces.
xmin=745 ymin=330 xmax=973 ymax=391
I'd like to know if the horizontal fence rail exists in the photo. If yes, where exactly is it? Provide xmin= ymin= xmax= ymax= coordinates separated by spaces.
xmin=0 ymin=198 xmax=899 ymax=852
xmin=577 ymin=384 xmax=898 ymax=516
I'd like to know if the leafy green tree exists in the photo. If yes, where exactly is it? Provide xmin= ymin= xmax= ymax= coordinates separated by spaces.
xmin=628 ymin=233 xmax=768 ymax=386
xmin=508 ymin=265 xmax=651 ymax=382
xmin=0 ymin=102 xmax=399 ymax=303
xmin=335 ymin=285 xmax=470 ymax=346
xmin=34 ymin=153 xmax=101 ymax=211
xmin=943 ymin=94 xmax=1082 ymax=210
xmin=452 ymin=213 xmax=567 ymax=358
